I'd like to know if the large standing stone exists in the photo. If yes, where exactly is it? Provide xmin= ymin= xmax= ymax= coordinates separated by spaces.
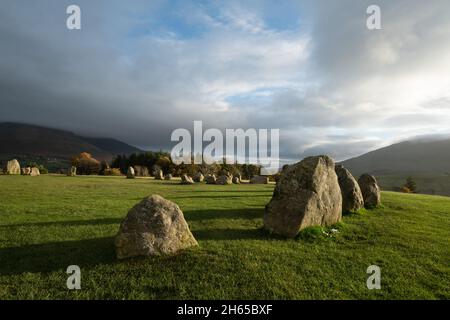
xmin=335 ymin=165 xmax=364 ymax=213
xmin=193 ymin=172 xmax=204 ymax=183
xmin=127 ymin=166 xmax=135 ymax=179
xmin=181 ymin=174 xmax=194 ymax=185
xmin=6 ymin=159 xmax=21 ymax=175
xmin=264 ymin=155 xmax=342 ymax=238
xmin=216 ymin=175 xmax=232 ymax=185
xmin=30 ymin=167 xmax=40 ymax=176
xmin=232 ymin=176 xmax=241 ymax=184
xmin=21 ymin=167 xmax=31 ymax=175
xmin=205 ymin=174 xmax=216 ymax=184
xmin=115 ymin=195 xmax=198 ymax=259
xmin=250 ymin=176 xmax=269 ymax=184
xmin=358 ymin=174 xmax=381 ymax=208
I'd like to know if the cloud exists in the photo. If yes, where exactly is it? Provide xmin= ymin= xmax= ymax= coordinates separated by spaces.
xmin=0 ymin=0 xmax=450 ymax=162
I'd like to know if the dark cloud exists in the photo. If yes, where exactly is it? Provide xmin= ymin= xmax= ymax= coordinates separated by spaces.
xmin=1 ymin=0 xmax=450 ymax=161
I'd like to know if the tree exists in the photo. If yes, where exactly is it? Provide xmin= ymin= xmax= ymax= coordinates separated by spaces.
xmin=156 ymin=156 xmax=172 ymax=174
xmin=71 ymin=152 xmax=101 ymax=175
xmin=403 ymin=176 xmax=417 ymax=193
xmin=111 ymin=151 xmax=172 ymax=174
xmin=241 ymin=164 xmax=260 ymax=179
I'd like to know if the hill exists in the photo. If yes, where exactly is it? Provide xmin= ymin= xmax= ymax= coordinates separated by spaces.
xmin=340 ymin=137 xmax=450 ymax=176
xmin=340 ymin=137 xmax=450 ymax=196
xmin=83 ymin=137 xmax=142 ymax=157
xmin=0 ymin=122 xmax=143 ymax=165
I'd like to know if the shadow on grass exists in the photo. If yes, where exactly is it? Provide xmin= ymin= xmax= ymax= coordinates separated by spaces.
xmin=184 ymin=208 xmax=264 ymax=221
xmin=193 ymin=227 xmax=273 ymax=241
xmin=0 ymin=236 xmax=116 ymax=276
xmin=185 ymin=189 xmax=273 ymax=193
xmin=0 ymin=208 xmax=268 ymax=275
xmin=174 ymin=194 xmax=271 ymax=199
xmin=0 ymin=228 xmax=274 ymax=276
xmin=0 ymin=217 xmax=122 ymax=229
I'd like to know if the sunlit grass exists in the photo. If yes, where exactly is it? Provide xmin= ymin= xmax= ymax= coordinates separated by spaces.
xmin=0 ymin=175 xmax=448 ymax=299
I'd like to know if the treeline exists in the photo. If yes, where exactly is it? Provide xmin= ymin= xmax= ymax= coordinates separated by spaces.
xmin=111 ymin=151 xmax=169 ymax=174
xmin=111 ymin=152 xmax=261 ymax=179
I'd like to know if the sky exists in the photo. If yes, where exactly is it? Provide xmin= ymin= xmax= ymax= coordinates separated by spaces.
xmin=1 ymin=0 xmax=450 ymax=162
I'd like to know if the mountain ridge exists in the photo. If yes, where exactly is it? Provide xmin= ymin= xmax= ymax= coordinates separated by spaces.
xmin=0 ymin=122 xmax=143 ymax=161
xmin=340 ymin=138 xmax=450 ymax=176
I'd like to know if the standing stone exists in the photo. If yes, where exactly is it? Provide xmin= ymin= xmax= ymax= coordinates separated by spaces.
xmin=205 ymin=174 xmax=217 ymax=184
xmin=30 ymin=167 xmax=40 ymax=176
xmin=358 ymin=174 xmax=381 ymax=208
xmin=164 ymin=174 xmax=173 ymax=180
xmin=232 ymin=176 xmax=241 ymax=184
xmin=127 ymin=166 xmax=135 ymax=179
xmin=134 ymin=165 xmax=149 ymax=177
xmin=6 ymin=159 xmax=21 ymax=175
xmin=250 ymin=176 xmax=269 ymax=184
xmin=154 ymin=168 xmax=164 ymax=180
xmin=264 ymin=155 xmax=342 ymax=238
xmin=115 ymin=195 xmax=198 ymax=259
xmin=216 ymin=175 xmax=232 ymax=185
xmin=181 ymin=174 xmax=194 ymax=185
xmin=193 ymin=172 xmax=204 ymax=183
xmin=68 ymin=166 xmax=77 ymax=177
xmin=21 ymin=167 xmax=31 ymax=175
xmin=335 ymin=165 xmax=364 ymax=213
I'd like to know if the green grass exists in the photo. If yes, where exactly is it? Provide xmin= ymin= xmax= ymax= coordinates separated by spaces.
xmin=0 ymin=175 xmax=449 ymax=300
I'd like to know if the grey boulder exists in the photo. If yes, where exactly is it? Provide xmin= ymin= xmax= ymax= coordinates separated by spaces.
xmin=30 ymin=167 xmax=40 ymax=176
xmin=115 ymin=195 xmax=198 ymax=259
xmin=250 ymin=176 xmax=269 ymax=184
xmin=335 ymin=165 xmax=364 ymax=213
xmin=193 ymin=172 xmax=204 ymax=182
xmin=216 ymin=175 xmax=232 ymax=185
xmin=68 ymin=166 xmax=77 ymax=177
xmin=181 ymin=174 xmax=194 ymax=185
xmin=264 ymin=155 xmax=342 ymax=238
xmin=205 ymin=174 xmax=217 ymax=184
xmin=358 ymin=174 xmax=381 ymax=208
xmin=6 ymin=159 xmax=21 ymax=175
xmin=127 ymin=166 xmax=135 ymax=179
xmin=154 ymin=168 xmax=164 ymax=180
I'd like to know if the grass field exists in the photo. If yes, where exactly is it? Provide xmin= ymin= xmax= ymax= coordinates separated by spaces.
xmin=0 ymin=175 xmax=449 ymax=300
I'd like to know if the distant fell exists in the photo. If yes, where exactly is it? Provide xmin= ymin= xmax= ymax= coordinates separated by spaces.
xmin=340 ymin=138 xmax=450 ymax=176
xmin=83 ymin=137 xmax=142 ymax=157
xmin=0 ymin=122 xmax=143 ymax=161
